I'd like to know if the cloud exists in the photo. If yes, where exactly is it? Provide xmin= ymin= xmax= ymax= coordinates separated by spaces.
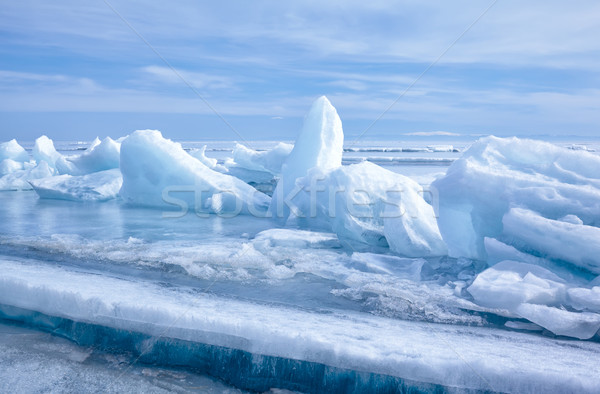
xmin=141 ymin=65 xmax=235 ymax=90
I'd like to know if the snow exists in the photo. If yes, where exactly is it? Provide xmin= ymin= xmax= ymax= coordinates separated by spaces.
xmin=29 ymin=169 xmax=122 ymax=202
xmin=432 ymin=136 xmax=600 ymax=260
xmin=32 ymin=135 xmax=62 ymax=169
xmin=55 ymin=137 xmax=120 ymax=175
xmin=0 ymin=139 xmax=29 ymax=163
xmin=119 ymin=130 xmax=270 ymax=214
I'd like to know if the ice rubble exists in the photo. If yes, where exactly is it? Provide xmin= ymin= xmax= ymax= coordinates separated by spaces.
xmin=270 ymin=96 xmax=445 ymax=257
xmin=119 ymin=130 xmax=270 ymax=214
xmin=55 ymin=137 xmax=120 ymax=175
xmin=29 ymin=169 xmax=122 ymax=202
xmin=0 ymin=161 xmax=54 ymax=191
xmin=433 ymin=136 xmax=600 ymax=260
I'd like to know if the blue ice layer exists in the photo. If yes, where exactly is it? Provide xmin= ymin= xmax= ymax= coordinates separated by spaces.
xmin=0 ymin=305 xmax=464 ymax=394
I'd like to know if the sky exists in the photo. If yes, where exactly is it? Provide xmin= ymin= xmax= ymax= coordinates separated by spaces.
xmin=1 ymin=0 xmax=600 ymax=141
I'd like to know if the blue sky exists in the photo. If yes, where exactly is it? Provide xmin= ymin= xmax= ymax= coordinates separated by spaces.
xmin=1 ymin=0 xmax=600 ymax=141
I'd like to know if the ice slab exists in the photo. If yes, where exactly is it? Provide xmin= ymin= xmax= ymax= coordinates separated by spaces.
xmin=228 ymin=142 xmax=293 ymax=175
xmin=432 ymin=136 xmax=600 ymax=259
xmin=1 ymin=257 xmax=600 ymax=393
xmin=29 ymin=169 xmax=122 ymax=202
xmin=119 ymin=130 xmax=270 ymax=214
xmin=502 ymin=207 xmax=600 ymax=274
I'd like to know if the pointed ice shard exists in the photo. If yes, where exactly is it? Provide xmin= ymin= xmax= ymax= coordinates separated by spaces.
xmin=271 ymin=96 xmax=344 ymax=220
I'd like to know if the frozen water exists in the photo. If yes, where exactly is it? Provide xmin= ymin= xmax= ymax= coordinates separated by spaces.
xmin=56 ymin=137 xmax=120 ymax=175
xmin=29 ymin=169 xmax=122 ymax=201
xmin=0 ymin=161 xmax=54 ymax=191
xmin=189 ymin=144 xmax=227 ymax=172
xmin=1 ymin=257 xmax=600 ymax=393
xmin=433 ymin=136 xmax=600 ymax=260
xmin=32 ymin=135 xmax=62 ymax=169
xmin=502 ymin=207 xmax=600 ymax=274
xmin=228 ymin=142 xmax=293 ymax=175
xmin=119 ymin=130 xmax=270 ymax=214
xmin=271 ymin=96 xmax=344 ymax=220
xmin=0 ymin=139 xmax=29 ymax=163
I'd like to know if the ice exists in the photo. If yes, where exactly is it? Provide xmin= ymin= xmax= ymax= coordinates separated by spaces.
xmin=119 ymin=129 xmax=270 ymax=214
xmin=32 ymin=135 xmax=62 ymax=169
xmin=468 ymin=260 xmax=600 ymax=339
xmin=0 ymin=161 xmax=54 ymax=191
xmin=502 ymin=208 xmax=600 ymax=274
xmin=0 ymin=159 xmax=23 ymax=176
xmin=1 ymin=257 xmax=600 ymax=393
xmin=55 ymin=137 xmax=120 ymax=175
xmin=432 ymin=136 xmax=600 ymax=260
xmin=189 ymin=145 xmax=227 ymax=172
xmin=29 ymin=169 xmax=122 ymax=202
xmin=228 ymin=142 xmax=293 ymax=175
xmin=271 ymin=96 xmax=344 ymax=220
xmin=0 ymin=139 xmax=29 ymax=163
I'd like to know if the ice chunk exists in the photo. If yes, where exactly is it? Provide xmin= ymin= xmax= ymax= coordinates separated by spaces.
xmin=568 ymin=287 xmax=600 ymax=313
xmin=468 ymin=260 xmax=600 ymax=339
xmin=271 ymin=96 xmax=343 ymax=220
xmin=515 ymin=303 xmax=600 ymax=340
xmin=189 ymin=145 xmax=227 ymax=172
xmin=119 ymin=130 xmax=270 ymax=214
xmin=349 ymin=252 xmax=424 ymax=280
xmin=32 ymin=135 xmax=62 ymax=168
xmin=0 ymin=159 xmax=23 ymax=176
xmin=289 ymin=161 xmax=446 ymax=257
xmin=55 ymin=137 xmax=120 ymax=175
xmin=467 ymin=260 xmax=567 ymax=311
xmin=0 ymin=161 xmax=54 ymax=191
xmin=229 ymin=142 xmax=293 ymax=175
xmin=502 ymin=208 xmax=600 ymax=274
xmin=0 ymin=139 xmax=29 ymax=163
xmin=432 ymin=136 xmax=600 ymax=259
xmin=253 ymin=228 xmax=341 ymax=249
xmin=29 ymin=169 xmax=122 ymax=202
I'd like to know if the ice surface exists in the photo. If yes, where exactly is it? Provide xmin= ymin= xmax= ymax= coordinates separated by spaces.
xmin=55 ymin=137 xmax=120 ymax=175
xmin=32 ymin=135 xmax=62 ymax=169
xmin=502 ymin=207 xmax=600 ymax=274
xmin=228 ymin=142 xmax=293 ymax=175
xmin=288 ymin=161 xmax=446 ymax=256
xmin=0 ymin=161 xmax=54 ymax=191
xmin=29 ymin=169 xmax=122 ymax=202
xmin=189 ymin=145 xmax=227 ymax=172
xmin=119 ymin=130 xmax=270 ymax=214
xmin=0 ymin=139 xmax=29 ymax=163
xmin=1 ymin=257 xmax=600 ymax=393
xmin=271 ymin=96 xmax=344 ymax=220
xmin=433 ymin=136 xmax=600 ymax=260
xmin=468 ymin=260 xmax=600 ymax=339
xmin=0 ymin=159 xmax=23 ymax=176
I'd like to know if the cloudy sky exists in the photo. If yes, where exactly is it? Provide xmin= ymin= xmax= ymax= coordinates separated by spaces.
xmin=1 ymin=0 xmax=600 ymax=141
